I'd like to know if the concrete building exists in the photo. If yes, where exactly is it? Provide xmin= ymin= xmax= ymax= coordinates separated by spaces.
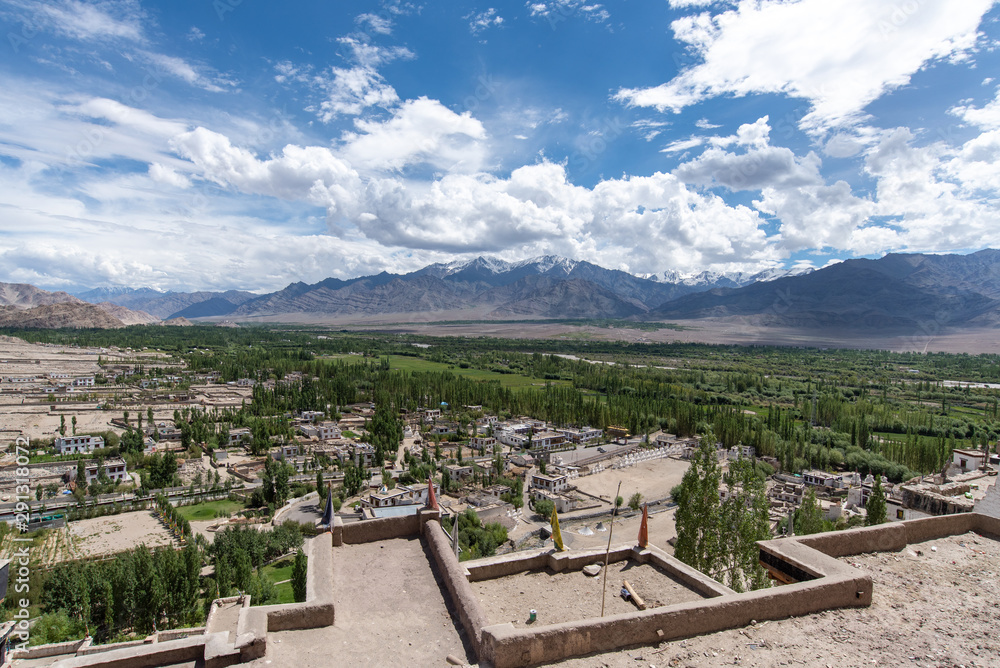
xmin=54 ymin=435 xmax=104 ymax=455
xmin=529 ymin=431 xmax=567 ymax=452
xmin=84 ymin=458 xmax=128 ymax=485
xmin=300 ymin=421 xmax=341 ymax=441
xmin=469 ymin=436 xmax=497 ymax=452
xmin=530 ymin=472 xmax=569 ymax=494
xmin=803 ymin=470 xmax=840 ymax=487
xmin=228 ymin=428 xmax=252 ymax=447
xmin=558 ymin=426 xmax=602 ymax=445
xmin=952 ymin=449 xmax=987 ymax=473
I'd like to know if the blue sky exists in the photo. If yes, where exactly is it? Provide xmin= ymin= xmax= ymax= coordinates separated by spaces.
xmin=1 ymin=0 xmax=999 ymax=292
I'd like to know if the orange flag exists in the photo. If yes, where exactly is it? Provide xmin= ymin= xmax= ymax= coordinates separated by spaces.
xmin=427 ymin=475 xmax=439 ymax=510
xmin=637 ymin=503 xmax=649 ymax=549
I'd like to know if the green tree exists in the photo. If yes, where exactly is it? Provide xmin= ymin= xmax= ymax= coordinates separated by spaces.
xmin=719 ymin=458 xmax=772 ymax=592
xmin=628 ymin=492 xmax=643 ymax=511
xmin=866 ymin=475 xmax=887 ymax=526
xmin=533 ymin=496 xmax=554 ymax=519
xmin=71 ymin=415 xmax=77 ymax=435
xmin=76 ymin=459 xmax=87 ymax=495
xmin=796 ymin=488 xmax=824 ymax=535
xmin=59 ymin=415 xmax=66 ymax=436
xmin=673 ymin=438 xmax=722 ymax=579
xmin=291 ymin=551 xmax=308 ymax=603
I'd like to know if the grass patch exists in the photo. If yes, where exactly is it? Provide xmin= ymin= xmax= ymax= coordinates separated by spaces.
xmin=384 ymin=355 xmax=571 ymax=390
xmin=262 ymin=557 xmax=297 ymax=604
xmin=175 ymin=499 xmax=245 ymax=522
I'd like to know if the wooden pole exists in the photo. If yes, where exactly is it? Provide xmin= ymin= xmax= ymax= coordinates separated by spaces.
xmin=600 ymin=480 xmax=622 ymax=618
xmin=622 ymin=579 xmax=646 ymax=610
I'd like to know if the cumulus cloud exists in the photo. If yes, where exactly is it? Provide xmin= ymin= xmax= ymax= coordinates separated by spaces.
xmin=341 ymin=97 xmax=489 ymax=173
xmin=303 ymin=38 xmax=415 ymax=120
xmin=169 ymin=127 xmax=363 ymax=217
xmin=615 ymin=0 xmax=996 ymax=133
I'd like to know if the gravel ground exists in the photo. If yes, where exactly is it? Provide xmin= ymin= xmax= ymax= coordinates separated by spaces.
xmin=472 ymin=558 xmax=707 ymax=628
xmin=546 ymin=531 xmax=1000 ymax=668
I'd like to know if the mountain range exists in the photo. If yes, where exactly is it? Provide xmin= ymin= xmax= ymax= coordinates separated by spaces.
xmin=2 ymin=251 xmax=998 ymax=331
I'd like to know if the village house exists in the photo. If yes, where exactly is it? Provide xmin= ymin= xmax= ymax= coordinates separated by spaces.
xmin=469 ymin=435 xmax=497 ymax=452
xmin=529 ymin=431 xmax=567 ymax=452
xmin=423 ymin=408 xmax=442 ymax=421
xmin=299 ymin=421 xmax=341 ymax=441
xmin=531 ymin=488 xmax=581 ymax=514
xmin=83 ymin=458 xmax=129 ymax=485
xmin=298 ymin=410 xmax=326 ymax=423
xmin=496 ymin=429 xmax=528 ymax=448
xmin=530 ymin=472 xmax=569 ymax=494
xmin=271 ymin=443 xmax=301 ymax=461
xmin=54 ymin=435 xmax=104 ymax=456
xmin=444 ymin=463 xmax=473 ymax=481
xmin=235 ymin=378 xmax=255 ymax=387
xmin=952 ymin=448 xmax=987 ymax=473
xmin=228 ymin=428 xmax=252 ymax=447
xmin=558 ymin=426 xmax=603 ymax=445
xmin=72 ymin=376 xmax=95 ymax=387
xmin=655 ymin=432 xmax=677 ymax=446
xmin=802 ymin=470 xmax=840 ymax=487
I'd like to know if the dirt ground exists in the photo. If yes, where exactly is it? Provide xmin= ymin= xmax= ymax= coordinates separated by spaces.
xmin=218 ymin=316 xmax=1000 ymax=354
xmin=545 ymin=531 xmax=1000 ymax=668
xmin=473 ymin=558 xmax=706 ymax=628
xmin=67 ymin=510 xmax=177 ymax=558
xmin=251 ymin=536 xmax=476 ymax=667
xmin=573 ymin=456 xmax=690 ymax=507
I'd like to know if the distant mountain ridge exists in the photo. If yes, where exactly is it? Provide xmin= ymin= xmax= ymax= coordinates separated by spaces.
xmin=649 ymin=250 xmax=1000 ymax=330
xmin=67 ymin=251 xmax=1000 ymax=331
xmin=0 ymin=283 xmax=160 ymax=328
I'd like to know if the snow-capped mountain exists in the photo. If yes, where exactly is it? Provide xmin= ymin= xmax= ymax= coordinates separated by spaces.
xmin=653 ymin=266 xmax=814 ymax=288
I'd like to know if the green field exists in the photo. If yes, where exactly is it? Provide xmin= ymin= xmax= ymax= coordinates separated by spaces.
xmin=384 ymin=355 xmax=571 ymax=390
xmin=262 ymin=557 xmax=297 ymax=604
xmin=175 ymin=499 xmax=245 ymax=522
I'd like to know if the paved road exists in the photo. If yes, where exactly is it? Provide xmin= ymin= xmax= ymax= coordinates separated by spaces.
xmin=277 ymin=492 xmax=324 ymax=525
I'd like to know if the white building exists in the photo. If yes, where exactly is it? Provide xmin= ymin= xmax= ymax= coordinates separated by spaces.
xmin=529 ymin=431 xmax=567 ymax=452
xmin=802 ymin=470 xmax=839 ymax=487
xmin=300 ymin=421 xmax=341 ymax=441
xmin=84 ymin=458 xmax=128 ymax=485
xmin=469 ymin=436 xmax=497 ymax=451
xmin=558 ymin=426 xmax=602 ymax=445
xmin=55 ymin=435 xmax=104 ymax=455
xmin=530 ymin=472 xmax=569 ymax=494
xmin=952 ymin=449 xmax=987 ymax=473
xmin=228 ymin=428 xmax=252 ymax=446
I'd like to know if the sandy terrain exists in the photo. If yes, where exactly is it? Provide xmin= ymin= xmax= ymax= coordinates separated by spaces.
xmin=547 ymin=531 xmax=1000 ymax=668
xmin=573 ymin=456 xmax=690 ymax=507
xmin=68 ymin=510 xmax=177 ymax=558
xmin=206 ymin=314 xmax=1000 ymax=354
xmin=252 ymin=536 xmax=476 ymax=667
xmin=473 ymin=558 xmax=706 ymax=628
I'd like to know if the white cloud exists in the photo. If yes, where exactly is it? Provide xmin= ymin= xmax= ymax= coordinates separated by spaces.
xmin=341 ymin=97 xmax=488 ymax=173
xmin=661 ymin=137 xmax=704 ymax=154
xmin=862 ymin=127 xmax=1000 ymax=253
xmin=1 ymin=0 xmax=146 ymax=43
xmin=615 ymin=0 xmax=996 ymax=133
xmin=170 ymin=127 xmax=363 ymax=218
xmin=356 ymin=12 xmax=393 ymax=35
xmin=302 ymin=38 xmax=415 ymax=121
xmin=468 ymin=8 xmax=504 ymax=35
xmin=695 ymin=118 xmax=721 ymax=130
xmin=148 ymin=163 xmax=190 ymax=188
xmin=527 ymin=1 xmax=610 ymax=24
xmin=950 ymin=87 xmax=1000 ymax=130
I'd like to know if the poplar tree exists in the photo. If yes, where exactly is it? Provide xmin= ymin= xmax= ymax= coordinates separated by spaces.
xmin=673 ymin=437 xmax=722 ymax=578
xmin=291 ymin=551 xmax=308 ymax=603
xmin=866 ymin=475 xmax=887 ymax=526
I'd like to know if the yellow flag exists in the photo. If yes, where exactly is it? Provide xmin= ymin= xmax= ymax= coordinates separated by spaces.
xmin=550 ymin=505 xmax=565 ymax=551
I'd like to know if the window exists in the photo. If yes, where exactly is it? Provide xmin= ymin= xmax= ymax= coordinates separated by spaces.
xmin=896 ymin=509 xmax=904 ymax=520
